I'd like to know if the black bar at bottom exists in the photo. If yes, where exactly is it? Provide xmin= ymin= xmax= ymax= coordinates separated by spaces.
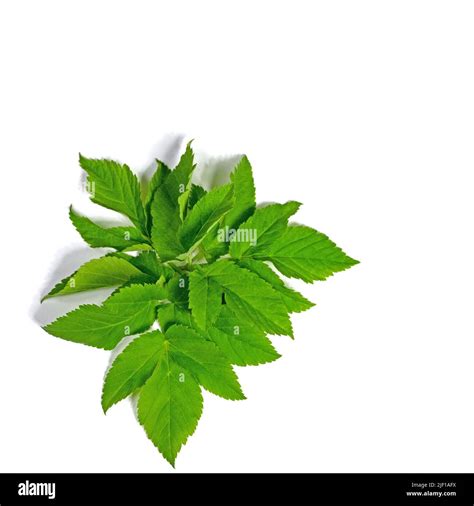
xmin=0 ymin=473 xmax=472 ymax=505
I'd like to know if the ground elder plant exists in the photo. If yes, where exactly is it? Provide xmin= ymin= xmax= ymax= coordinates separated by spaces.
xmin=41 ymin=142 xmax=358 ymax=466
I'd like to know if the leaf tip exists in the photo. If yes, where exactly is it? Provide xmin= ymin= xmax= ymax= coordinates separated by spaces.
xmin=101 ymin=400 xmax=110 ymax=415
xmin=349 ymin=256 xmax=360 ymax=266
xmin=290 ymin=200 xmax=303 ymax=212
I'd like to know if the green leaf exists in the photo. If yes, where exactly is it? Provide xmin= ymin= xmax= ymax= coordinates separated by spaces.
xmin=157 ymin=305 xmax=208 ymax=340
xmin=125 ymin=251 xmax=174 ymax=281
xmin=121 ymin=243 xmax=153 ymax=253
xmin=201 ymin=155 xmax=256 ymax=259
xmin=150 ymin=143 xmax=195 ymax=260
xmin=69 ymin=207 xmax=149 ymax=251
xmin=225 ymin=156 xmax=256 ymax=227
xmin=166 ymin=324 xmax=245 ymax=400
xmin=188 ymin=184 xmax=207 ymax=210
xmin=193 ymin=260 xmax=293 ymax=337
xmin=102 ymin=330 xmax=164 ymax=412
xmin=42 ymin=254 xmax=151 ymax=300
xmin=209 ymin=306 xmax=280 ymax=366
xmin=257 ymin=225 xmax=359 ymax=282
xmin=229 ymin=201 xmax=300 ymax=260
xmin=144 ymin=160 xmax=171 ymax=231
xmin=79 ymin=155 xmax=147 ymax=234
xmin=157 ymin=304 xmax=194 ymax=333
xmin=138 ymin=349 xmax=203 ymax=467
xmin=166 ymin=273 xmax=189 ymax=306
xmin=238 ymin=259 xmax=314 ymax=313
xmin=178 ymin=183 xmax=234 ymax=251
xmin=188 ymin=269 xmax=222 ymax=330
xmin=178 ymin=189 xmax=191 ymax=221
xmin=43 ymin=284 xmax=167 ymax=349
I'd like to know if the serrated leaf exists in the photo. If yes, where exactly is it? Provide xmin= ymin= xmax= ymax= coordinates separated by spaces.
xmin=201 ymin=155 xmax=256 ymax=260
xmin=238 ymin=258 xmax=314 ymax=313
xmin=121 ymin=243 xmax=153 ymax=252
xmin=166 ymin=273 xmax=189 ymax=306
xmin=138 ymin=350 xmax=203 ymax=467
xmin=157 ymin=304 xmax=194 ymax=333
xmin=194 ymin=260 xmax=293 ymax=337
xmin=178 ymin=183 xmax=234 ymax=251
xmin=208 ymin=306 xmax=280 ymax=366
xmin=257 ymin=225 xmax=359 ymax=282
xmin=157 ymin=305 xmax=208 ymax=340
xmin=188 ymin=184 xmax=207 ymax=210
xmin=225 ymin=156 xmax=256 ymax=228
xmin=43 ymin=284 xmax=167 ymax=349
xmin=69 ymin=207 xmax=149 ymax=251
xmin=150 ymin=143 xmax=195 ymax=260
xmin=144 ymin=160 xmax=171 ymax=231
xmin=177 ymin=190 xmax=191 ymax=221
xmin=102 ymin=330 xmax=164 ymax=412
xmin=126 ymin=251 xmax=174 ymax=281
xmin=229 ymin=201 xmax=300 ymax=260
xmin=188 ymin=269 xmax=222 ymax=330
xmin=79 ymin=155 xmax=147 ymax=234
xmin=166 ymin=324 xmax=245 ymax=400
xmin=42 ymin=254 xmax=151 ymax=300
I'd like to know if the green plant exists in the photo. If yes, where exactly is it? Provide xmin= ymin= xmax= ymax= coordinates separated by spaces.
xmin=41 ymin=142 xmax=358 ymax=466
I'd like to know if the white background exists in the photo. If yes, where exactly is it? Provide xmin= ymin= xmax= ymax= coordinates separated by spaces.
xmin=0 ymin=0 xmax=473 ymax=472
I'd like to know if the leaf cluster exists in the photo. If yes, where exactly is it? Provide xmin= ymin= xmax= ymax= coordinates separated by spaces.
xmin=41 ymin=143 xmax=358 ymax=465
